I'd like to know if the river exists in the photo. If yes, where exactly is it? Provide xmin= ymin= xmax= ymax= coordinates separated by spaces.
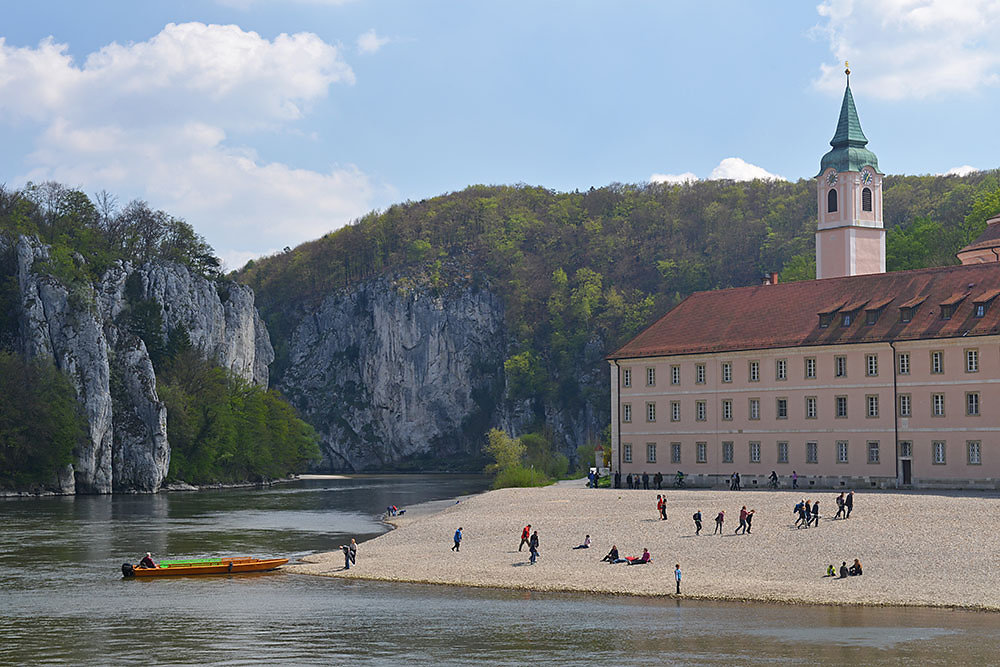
xmin=1 ymin=475 xmax=998 ymax=665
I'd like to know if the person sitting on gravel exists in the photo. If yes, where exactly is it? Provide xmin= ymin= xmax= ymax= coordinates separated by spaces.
xmin=849 ymin=558 xmax=863 ymax=576
xmin=601 ymin=545 xmax=619 ymax=562
xmin=839 ymin=562 xmax=849 ymax=579
xmin=626 ymin=548 xmax=651 ymax=565
xmin=826 ymin=564 xmax=836 ymax=577
xmin=573 ymin=535 xmax=591 ymax=549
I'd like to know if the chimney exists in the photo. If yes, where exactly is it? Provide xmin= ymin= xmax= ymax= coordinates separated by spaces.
xmin=771 ymin=271 xmax=779 ymax=285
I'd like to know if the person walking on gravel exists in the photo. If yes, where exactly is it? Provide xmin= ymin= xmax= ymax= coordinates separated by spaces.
xmin=714 ymin=510 xmax=725 ymax=535
xmin=519 ymin=524 xmax=531 ymax=551
xmin=736 ymin=506 xmax=748 ymax=534
xmin=657 ymin=495 xmax=667 ymax=521
xmin=693 ymin=510 xmax=702 ymax=535
xmin=835 ymin=493 xmax=846 ymax=519
xmin=745 ymin=509 xmax=755 ymax=534
xmin=810 ymin=500 xmax=820 ymax=527
xmin=452 ymin=527 xmax=462 ymax=552
xmin=529 ymin=530 xmax=540 ymax=564
xmin=846 ymin=491 xmax=854 ymax=518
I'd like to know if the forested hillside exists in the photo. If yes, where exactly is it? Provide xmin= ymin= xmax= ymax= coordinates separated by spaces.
xmin=239 ymin=171 xmax=1000 ymax=454
xmin=0 ymin=183 xmax=319 ymax=491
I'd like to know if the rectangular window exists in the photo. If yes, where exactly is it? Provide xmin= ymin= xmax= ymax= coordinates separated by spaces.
xmin=647 ymin=443 xmax=657 ymax=463
xmin=837 ymin=440 xmax=849 ymax=464
xmin=899 ymin=394 xmax=912 ymax=417
xmin=931 ymin=350 xmax=944 ymax=374
xmin=749 ymin=441 xmax=761 ymax=464
xmin=941 ymin=304 xmax=954 ymax=320
xmin=776 ymin=398 xmax=788 ymax=419
xmin=670 ymin=365 xmax=680 ymax=385
xmin=967 ymin=392 xmax=980 ymax=416
xmin=670 ymin=401 xmax=680 ymax=422
xmin=777 ymin=441 xmax=789 ymax=464
xmin=866 ymin=353 xmax=878 ymax=377
xmin=901 ymin=307 xmax=913 ymax=323
xmin=900 ymin=441 xmax=912 ymax=458
xmin=623 ymin=404 xmax=632 ymax=423
xmin=835 ymin=355 xmax=847 ymax=378
xmin=721 ymin=399 xmax=733 ymax=421
xmin=776 ymin=359 xmax=787 ymax=381
xmin=806 ymin=441 xmax=818 ymax=464
xmin=805 ymin=396 xmax=817 ymax=419
xmin=671 ymin=442 xmax=681 ymax=464
xmin=975 ymin=303 xmax=987 ymax=318
xmin=932 ymin=440 xmax=946 ymax=465
xmin=967 ymin=349 xmax=979 ymax=373
xmin=898 ymin=352 xmax=910 ymax=375
xmin=841 ymin=311 xmax=853 ymax=327
xmin=865 ymin=309 xmax=880 ymax=325
xmin=749 ymin=398 xmax=760 ymax=420
xmin=835 ymin=396 xmax=848 ymax=418
xmin=722 ymin=441 xmax=734 ymax=464
xmin=623 ymin=443 xmax=632 ymax=463
xmin=866 ymin=394 xmax=879 ymax=418
xmin=696 ymin=442 xmax=707 ymax=464
xmin=722 ymin=362 xmax=732 ymax=383
xmin=749 ymin=360 xmax=760 ymax=382
xmin=622 ymin=368 xmax=632 ymax=387
xmin=695 ymin=401 xmax=707 ymax=422
xmin=932 ymin=393 xmax=945 ymax=417
xmin=648 ymin=367 xmax=657 ymax=386
xmin=867 ymin=441 xmax=880 ymax=464
xmin=805 ymin=357 xmax=817 ymax=379
xmin=968 ymin=440 xmax=982 ymax=465
xmin=646 ymin=402 xmax=657 ymax=422
xmin=695 ymin=363 xmax=706 ymax=384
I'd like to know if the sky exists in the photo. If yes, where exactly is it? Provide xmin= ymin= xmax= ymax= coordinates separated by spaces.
xmin=1 ymin=1 xmax=999 ymax=269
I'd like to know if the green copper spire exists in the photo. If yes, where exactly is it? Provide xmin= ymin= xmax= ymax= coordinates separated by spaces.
xmin=818 ymin=65 xmax=880 ymax=176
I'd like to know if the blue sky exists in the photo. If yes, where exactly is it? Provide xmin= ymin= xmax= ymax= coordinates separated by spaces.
xmin=1 ymin=1 xmax=998 ymax=268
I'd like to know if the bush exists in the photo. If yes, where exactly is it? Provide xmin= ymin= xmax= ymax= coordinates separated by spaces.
xmin=491 ymin=465 xmax=551 ymax=489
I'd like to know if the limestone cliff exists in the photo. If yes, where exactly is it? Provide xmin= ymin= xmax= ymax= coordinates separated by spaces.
xmin=5 ymin=236 xmax=273 ymax=494
xmin=279 ymin=274 xmax=507 ymax=470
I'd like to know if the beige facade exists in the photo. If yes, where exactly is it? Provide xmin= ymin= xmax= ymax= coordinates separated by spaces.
xmin=610 ymin=336 xmax=1000 ymax=488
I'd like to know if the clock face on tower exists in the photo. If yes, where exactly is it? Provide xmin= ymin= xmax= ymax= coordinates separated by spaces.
xmin=826 ymin=171 xmax=838 ymax=185
xmin=861 ymin=170 xmax=873 ymax=185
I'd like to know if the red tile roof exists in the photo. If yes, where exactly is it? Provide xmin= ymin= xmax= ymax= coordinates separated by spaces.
xmin=609 ymin=263 xmax=1000 ymax=359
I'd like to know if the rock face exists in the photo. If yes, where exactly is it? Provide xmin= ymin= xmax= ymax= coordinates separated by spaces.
xmin=6 ymin=236 xmax=273 ymax=494
xmin=279 ymin=275 xmax=507 ymax=471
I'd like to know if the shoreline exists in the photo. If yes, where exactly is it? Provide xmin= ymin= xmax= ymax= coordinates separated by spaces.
xmin=288 ymin=483 xmax=1000 ymax=613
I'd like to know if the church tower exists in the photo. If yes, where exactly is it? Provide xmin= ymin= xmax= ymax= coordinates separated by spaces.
xmin=816 ymin=64 xmax=884 ymax=279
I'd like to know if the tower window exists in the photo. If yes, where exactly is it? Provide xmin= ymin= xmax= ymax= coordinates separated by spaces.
xmin=827 ymin=188 xmax=838 ymax=213
xmin=862 ymin=187 xmax=873 ymax=212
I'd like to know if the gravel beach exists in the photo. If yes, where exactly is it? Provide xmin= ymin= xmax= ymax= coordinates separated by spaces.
xmin=288 ymin=482 xmax=1000 ymax=610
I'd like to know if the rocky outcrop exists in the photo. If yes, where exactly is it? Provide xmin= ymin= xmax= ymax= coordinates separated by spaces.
xmin=6 ymin=236 xmax=273 ymax=494
xmin=279 ymin=274 xmax=507 ymax=471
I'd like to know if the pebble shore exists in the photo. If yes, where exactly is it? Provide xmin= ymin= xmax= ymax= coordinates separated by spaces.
xmin=288 ymin=482 xmax=1000 ymax=610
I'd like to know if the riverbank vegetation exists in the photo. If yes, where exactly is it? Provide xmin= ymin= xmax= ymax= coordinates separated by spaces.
xmin=484 ymin=428 xmax=565 ymax=489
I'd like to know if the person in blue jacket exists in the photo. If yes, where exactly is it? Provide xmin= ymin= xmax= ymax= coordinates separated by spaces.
xmin=452 ymin=527 xmax=462 ymax=552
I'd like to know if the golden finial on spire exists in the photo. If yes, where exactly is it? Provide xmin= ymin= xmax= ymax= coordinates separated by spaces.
xmin=845 ymin=61 xmax=851 ymax=76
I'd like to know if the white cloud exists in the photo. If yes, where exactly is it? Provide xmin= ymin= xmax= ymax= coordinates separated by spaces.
xmin=650 ymin=171 xmax=697 ymax=185
xmin=356 ymin=29 xmax=390 ymax=55
xmin=649 ymin=158 xmax=785 ymax=185
xmin=942 ymin=165 xmax=979 ymax=177
xmin=709 ymin=158 xmax=785 ymax=182
xmin=0 ymin=23 xmax=379 ymax=265
xmin=814 ymin=0 xmax=1000 ymax=99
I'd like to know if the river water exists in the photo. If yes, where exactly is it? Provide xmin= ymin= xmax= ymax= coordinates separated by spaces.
xmin=2 ymin=475 xmax=999 ymax=665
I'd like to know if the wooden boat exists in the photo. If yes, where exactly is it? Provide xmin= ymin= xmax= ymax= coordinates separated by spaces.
xmin=122 ymin=556 xmax=289 ymax=578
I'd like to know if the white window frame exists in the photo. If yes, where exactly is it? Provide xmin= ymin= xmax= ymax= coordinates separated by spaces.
xmin=805 ymin=396 xmax=817 ymax=419
xmin=805 ymin=357 xmax=817 ymax=379
xmin=749 ymin=441 xmax=761 ymax=464
xmin=806 ymin=441 xmax=818 ymax=464
xmin=623 ymin=403 xmax=632 ymax=423
xmin=967 ymin=392 xmax=980 ymax=417
xmin=776 ymin=358 xmax=787 ymax=381
xmin=931 ymin=350 xmax=944 ymax=374
xmin=623 ymin=443 xmax=632 ymax=463
xmin=722 ymin=362 xmax=732 ymax=383
xmin=695 ymin=401 xmax=707 ymax=422
xmin=646 ymin=402 xmax=656 ymax=422
xmin=622 ymin=368 xmax=632 ymax=387
xmin=966 ymin=348 xmax=979 ymax=373
xmin=776 ymin=397 xmax=788 ymax=419
xmin=647 ymin=443 xmax=657 ymax=463
xmin=749 ymin=398 xmax=760 ymax=421
xmin=671 ymin=442 xmax=681 ymax=464
xmin=899 ymin=394 xmax=911 ymax=417
xmin=647 ymin=367 xmax=657 ymax=386
xmin=696 ymin=442 xmax=707 ymax=464
xmin=721 ymin=399 xmax=733 ymax=421
xmin=867 ymin=440 xmax=880 ymax=464
xmin=670 ymin=401 xmax=680 ymax=422
xmin=777 ymin=441 xmax=789 ymax=464
xmin=968 ymin=440 xmax=982 ymax=465
xmin=695 ymin=363 xmax=706 ymax=384
xmin=866 ymin=353 xmax=878 ymax=377
xmin=670 ymin=365 xmax=680 ymax=385
xmin=866 ymin=394 xmax=879 ymax=418
xmin=749 ymin=360 xmax=760 ymax=382
xmin=835 ymin=395 xmax=848 ymax=418
xmin=932 ymin=440 xmax=946 ymax=465
xmin=932 ymin=393 xmax=945 ymax=417
xmin=835 ymin=355 xmax=847 ymax=378
xmin=898 ymin=352 xmax=910 ymax=375
xmin=722 ymin=441 xmax=734 ymax=464
xmin=837 ymin=440 xmax=849 ymax=464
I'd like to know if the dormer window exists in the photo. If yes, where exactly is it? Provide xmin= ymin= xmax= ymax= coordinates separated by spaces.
xmin=819 ymin=314 xmax=833 ymax=328
xmin=972 ymin=288 xmax=1000 ymax=318
xmin=941 ymin=305 xmax=954 ymax=320
xmin=863 ymin=297 xmax=892 ymax=326
xmin=841 ymin=311 xmax=854 ymax=327
xmin=901 ymin=308 xmax=913 ymax=323
xmin=976 ymin=303 xmax=987 ymax=318
xmin=898 ymin=296 xmax=927 ymax=324
xmin=939 ymin=292 xmax=967 ymax=321
xmin=866 ymin=309 xmax=880 ymax=325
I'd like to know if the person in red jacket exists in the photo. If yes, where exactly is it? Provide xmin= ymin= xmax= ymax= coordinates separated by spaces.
xmin=519 ymin=524 xmax=531 ymax=551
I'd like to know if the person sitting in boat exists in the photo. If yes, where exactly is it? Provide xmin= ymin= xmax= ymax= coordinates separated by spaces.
xmin=138 ymin=552 xmax=158 ymax=569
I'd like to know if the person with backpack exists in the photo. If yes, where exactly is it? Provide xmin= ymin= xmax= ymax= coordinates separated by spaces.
xmin=714 ymin=510 xmax=725 ymax=534
xmin=692 ymin=510 xmax=702 ymax=535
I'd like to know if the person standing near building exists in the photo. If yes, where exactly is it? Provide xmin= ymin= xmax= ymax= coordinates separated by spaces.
xmin=614 ymin=470 xmax=621 ymax=489
xmin=693 ymin=510 xmax=703 ymax=535
xmin=654 ymin=471 xmax=663 ymax=490
xmin=452 ymin=527 xmax=462 ymax=552
xmin=529 ymin=530 xmax=540 ymax=564
xmin=846 ymin=491 xmax=854 ymax=518
xmin=642 ymin=471 xmax=650 ymax=490
xmin=519 ymin=524 xmax=531 ymax=551
xmin=792 ymin=470 xmax=798 ymax=489
xmin=674 ymin=564 xmax=682 ymax=595
xmin=626 ymin=473 xmax=633 ymax=490
xmin=714 ymin=510 xmax=725 ymax=534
